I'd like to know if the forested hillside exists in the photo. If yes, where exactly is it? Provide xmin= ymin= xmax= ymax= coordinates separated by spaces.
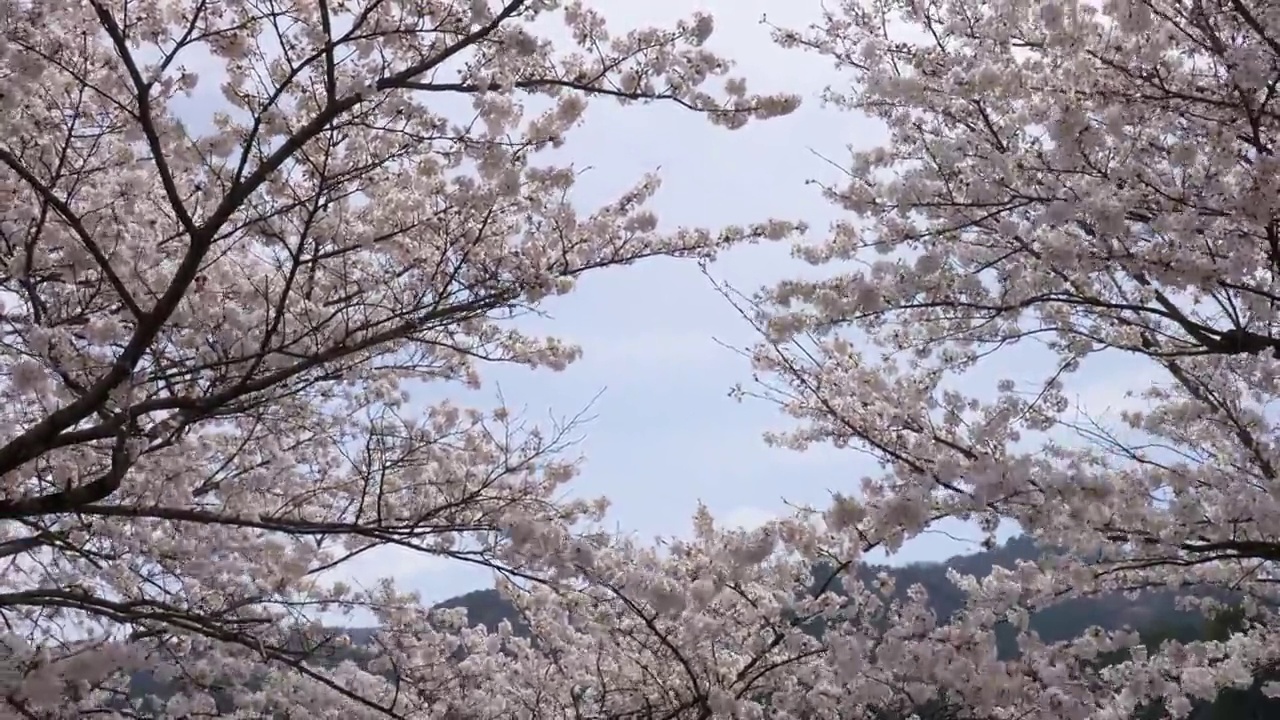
xmin=426 ymin=536 xmax=1279 ymax=719
xmin=433 ymin=536 xmax=1198 ymax=644
xmin=128 ymin=536 xmax=1272 ymax=718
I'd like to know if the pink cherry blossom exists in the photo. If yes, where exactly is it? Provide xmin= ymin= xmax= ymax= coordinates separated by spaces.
xmin=0 ymin=0 xmax=801 ymax=715
xmin=749 ymin=0 xmax=1280 ymax=716
xmin=5 ymin=0 xmax=1275 ymax=717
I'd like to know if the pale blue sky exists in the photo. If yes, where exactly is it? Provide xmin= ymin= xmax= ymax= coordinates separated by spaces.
xmin=328 ymin=1 xmax=1157 ymax=604
xmin=358 ymin=1 xmax=874 ymax=601
xmin=152 ymin=0 xmax=1155 ymax=603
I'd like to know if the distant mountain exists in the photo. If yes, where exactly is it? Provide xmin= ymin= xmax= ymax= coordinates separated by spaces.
xmin=419 ymin=535 xmax=1208 ymax=649
xmin=113 ymin=536 xmax=1256 ymax=716
xmin=431 ymin=587 xmax=524 ymax=632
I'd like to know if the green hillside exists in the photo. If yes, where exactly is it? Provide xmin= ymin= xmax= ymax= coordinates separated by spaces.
xmin=117 ymin=536 xmax=1280 ymax=718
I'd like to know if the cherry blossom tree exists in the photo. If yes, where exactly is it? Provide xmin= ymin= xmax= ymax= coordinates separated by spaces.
xmin=426 ymin=507 xmax=956 ymax=720
xmin=734 ymin=0 xmax=1280 ymax=717
xmin=0 ymin=0 xmax=802 ymax=715
xmin=482 ymin=507 xmax=995 ymax=720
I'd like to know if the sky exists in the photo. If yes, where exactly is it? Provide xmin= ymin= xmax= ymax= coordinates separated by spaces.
xmin=133 ymin=0 xmax=1164 ymax=607
xmin=334 ymin=0 xmax=880 ymax=602
xmin=324 ymin=0 xmax=1163 ymax=605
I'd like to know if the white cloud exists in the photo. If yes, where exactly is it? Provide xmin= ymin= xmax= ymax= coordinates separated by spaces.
xmin=719 ymin=505 xmax=777 ymax=530
xmin=318 ymin=545 xmax=449 ymax=591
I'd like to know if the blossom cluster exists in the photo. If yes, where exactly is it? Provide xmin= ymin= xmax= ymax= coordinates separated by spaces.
xmin=2 ymin=0 xmax=1278 ymax=718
